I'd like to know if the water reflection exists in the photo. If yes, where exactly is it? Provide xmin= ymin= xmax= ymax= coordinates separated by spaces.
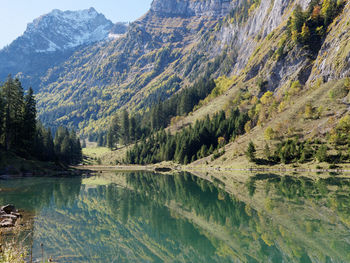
xmin=0 ymin=172 xmax=349 ymax=262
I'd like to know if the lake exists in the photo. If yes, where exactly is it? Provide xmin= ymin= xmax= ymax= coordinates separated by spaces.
xmin=1 ymin=171 xmax=350 ymax=262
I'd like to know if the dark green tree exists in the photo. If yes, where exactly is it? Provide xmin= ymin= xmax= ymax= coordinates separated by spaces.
xmin=97 ymin=133 xmax=104 ymax=147
xmin=316 ymin=144 xmax=328 ymax=162
xmin=22 ymin=87 xmax=36 ymax=153
xmin=121 ymin=110 xmax=130 ymax=145
xmin=246 ymin=141 xmax=256 ymax=162
xmin=107 ymin=114 xmax=120 ymax=149
xmin=129 ymin=116 xmax=136 ymax=143
xmin=2 ymin=76 xmax=24 ymax=150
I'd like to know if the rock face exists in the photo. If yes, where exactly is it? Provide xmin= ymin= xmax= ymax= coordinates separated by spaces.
xmin=150 ymin=0 xmax=234 ymax=17
xmin=0 ymin=204 xmax=21 ymax=228
xmin=1 ymin=0 xmax=350 ymax=138
xmin=6 ymin=7 xmax=113 ymax=54
xmin=0 ymin=7 xmax=114 ymax=89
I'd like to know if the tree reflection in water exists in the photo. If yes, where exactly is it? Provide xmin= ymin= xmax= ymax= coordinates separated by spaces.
xmin=0 ymin=173 xmax=350 ymax=262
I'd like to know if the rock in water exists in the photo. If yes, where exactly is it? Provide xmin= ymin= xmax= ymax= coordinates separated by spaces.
xmin=0 ymin=219 xmax=14 ymax=228
xmin=1 ymin=214 xmax=18 ymax=221
xmin=11 ymin=212 xmax=22 ymax=218
xmin=1 ymin=204 xmax=16 ymax=214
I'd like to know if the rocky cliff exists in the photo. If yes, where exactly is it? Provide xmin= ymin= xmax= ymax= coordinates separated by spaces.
xmin=0 ymin=0 xmax=349 ymax=139
xmin=150 ymin=0 xmax=234 ymax=17
xmin=0 ymin=8 xmax=114 ymax=89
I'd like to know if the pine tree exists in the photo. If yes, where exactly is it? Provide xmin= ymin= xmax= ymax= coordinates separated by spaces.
xmin=43 ymin=128 xmax=55 ymax=161
xmin=75 ymin=138 xmax=83 ymax=164
xmin=121 ymin=110 xmax=130 ymax=145
xmin=22 ymin=87 xmax=36 ymax=153
xmin=0 ymin=96 xmax=3 ymax=147
xmin=2 ymin=76 xmax=25 ymax=150
xmin=129 ymin=116 xmax=136 ymax=143
xmin=246 ymin=141 xmax=256 ymax=162
xmin=316 ymin=144 xmax=328 ymax=162
xmin=107 ymin=114 xmax=120 ymax=149
xmin=60 ymin=136 xmax=71 ymax=163
xmin=264 ymin=143 xmax=271 ymax=159
xmin=97 ymin=133 xmax=104 ymax=147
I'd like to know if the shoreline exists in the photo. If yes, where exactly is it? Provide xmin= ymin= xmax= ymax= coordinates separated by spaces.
xmin=75 ymin=163 xmax=350 ymax=176
xmin=2 ymin=163 xmax=350 ymax=179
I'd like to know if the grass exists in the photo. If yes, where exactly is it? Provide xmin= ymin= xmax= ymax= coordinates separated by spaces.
xmin=188 ymin=78 xmax=350 ymax=170
xmin=82 ymin=145 xmax=131 ymax=165
xmin=0 ymin=151 xmax=66 ymax=176
xmin=0 ymin=244 xmax=27 ymax=263
xmin=0 ymin=222 xmax=31 ymax=263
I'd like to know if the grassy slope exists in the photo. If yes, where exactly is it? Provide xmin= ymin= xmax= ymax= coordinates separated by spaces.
xmin=0 ymin=151 xmax=68 ymax=176
xmin=85 ymin=3 xmax=350 ymax=171
xmin=190 ymin=79 xmax=350 ymax=170
xmin=183 ymin=4 xmax=350 ymax=170
xmin=82 ymin=145 xmax=132 ymax=165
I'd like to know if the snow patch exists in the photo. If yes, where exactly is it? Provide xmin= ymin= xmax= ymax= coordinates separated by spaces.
xmin=108 ymin=33 xmax=124 ymax=40
xmin=23 ymin=8 xmax=114 ymax=53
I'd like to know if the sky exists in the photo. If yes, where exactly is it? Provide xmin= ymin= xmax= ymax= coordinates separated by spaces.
xmin=0 ymin=0 xmax=153 ymax=49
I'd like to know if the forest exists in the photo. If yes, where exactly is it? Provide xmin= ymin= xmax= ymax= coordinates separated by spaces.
xmin=0 ymin=76 xmax=82 ymax=165
xmin=125 ymin=109 xmax=249 ymax=164
xmin=97 ymin=77 xmax=217 ymax=148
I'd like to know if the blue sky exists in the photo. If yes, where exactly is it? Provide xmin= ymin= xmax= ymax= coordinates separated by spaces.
xmin=0 ymin=0 xmax=153 ymax=49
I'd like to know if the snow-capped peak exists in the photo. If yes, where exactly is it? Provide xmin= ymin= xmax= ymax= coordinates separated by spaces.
xmin=20 ymin=8 xmax=114 ymax=53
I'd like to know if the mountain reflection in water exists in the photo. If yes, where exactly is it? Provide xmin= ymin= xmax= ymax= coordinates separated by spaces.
xmin=0 ymin=172 xmax=349 ymax=263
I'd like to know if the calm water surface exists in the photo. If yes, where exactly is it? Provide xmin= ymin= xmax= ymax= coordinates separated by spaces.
xmin=0 ymin=172 xmax=350 ymax=262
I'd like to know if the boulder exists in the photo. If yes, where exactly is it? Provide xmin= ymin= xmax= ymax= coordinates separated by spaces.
xmin=1 ymin=214 xmax=18 ymax=221
xmin=11 ymin=212 xmax=22 ymax=218
xmin=1 ymin=204 xmax=16 ymax=214
xmin=0 ymin=219 xmax=14 ymax=228
xmin=155 ymin=167 xmax=172 ymax=172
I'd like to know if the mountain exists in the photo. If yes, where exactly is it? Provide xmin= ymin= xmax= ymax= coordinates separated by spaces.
xmin=1 ymin=0 xmax=350 ymax=145
xmin=0 ymin=7 xmax=116 ymax=89
xmin=34 ymin=0 xmax=312 ymax=135
xmin=34 ymin=0 xmax=270 ymax=135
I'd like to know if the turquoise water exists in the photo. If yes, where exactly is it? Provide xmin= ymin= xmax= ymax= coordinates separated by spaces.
xmin=1 ymin=172 xmax=350 ymax=262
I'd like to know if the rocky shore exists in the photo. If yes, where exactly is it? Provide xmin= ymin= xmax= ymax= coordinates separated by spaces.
xmin=0 ymin=205 xmax=22 ymax=228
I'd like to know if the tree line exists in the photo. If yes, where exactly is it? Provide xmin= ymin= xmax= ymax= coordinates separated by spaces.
xmin=0 ymin=76 xmax=82 ymax=165
xmin=125 ymin=109 xmax=249 ymax=164
xmin=246 ymin=114 xmax=350 ymax=166
xmin=95 ymin=77 xmax=217 ymax=149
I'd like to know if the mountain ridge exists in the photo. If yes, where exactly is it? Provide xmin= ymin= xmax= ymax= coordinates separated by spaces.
xmin=0 ymin=7 xmax=127 ymax=90
xmin=1 ymin=0 xmax=350 ymax=146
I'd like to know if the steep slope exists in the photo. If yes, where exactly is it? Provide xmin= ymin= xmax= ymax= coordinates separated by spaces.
xmin=2 ymin=0 xmax=349 ymax=145
xmin=35 ymin=0 xmax=232 ymax=134
xmin=35 ymin=0 xmax=310 ymax=136
xmin=184 ymin=0 xmax=350 ymax=168
xmin=0 ymin=8 xmax=115 ymax=90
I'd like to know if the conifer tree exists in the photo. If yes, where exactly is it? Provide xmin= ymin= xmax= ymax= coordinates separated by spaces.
xmin=23 ymin=87 xmax=36 ymax=152
xmin=246 ymin=141 xmax=256 ymax=162
xmin=121 ymin=110 xmax=130 ymax=145
xmin=43 ymin=128 xmax=55 ymax=161
xmin=2 ymin=76 xmax=24 ymax=150
xmin=129 ymin=116 xmax=136 ymax=142
xmin=0 ymin=96 xmax=3 ymax=146
xmin=107 ymin=114 xmax=120 ymax=149
xmin=97 ymin=133 xmax=104 ymax=147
